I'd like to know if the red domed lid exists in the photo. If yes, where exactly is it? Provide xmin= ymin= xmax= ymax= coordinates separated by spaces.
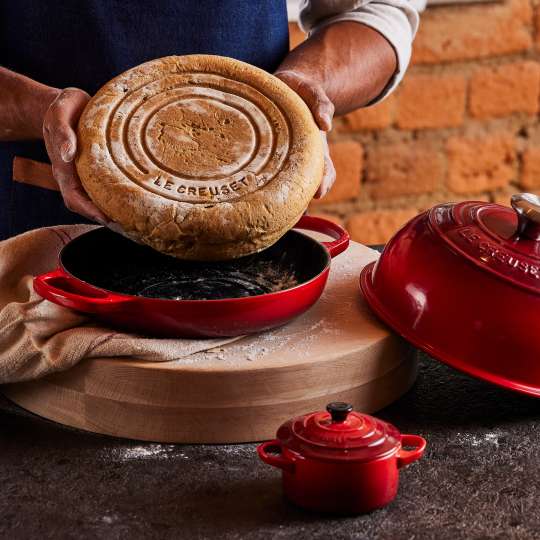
xmin=360 ymin=192 xmax=540 ymax=397
xmin=432 ymin=194 xmax=540 ymax=294
xmin=276 ymin=402 xmax=402 ymax=462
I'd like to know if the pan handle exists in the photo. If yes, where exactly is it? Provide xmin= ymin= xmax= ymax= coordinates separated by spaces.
xmin=257 ymin=440 xmax=295 ymax=474
xmin=295 ymin=215 xmax=350 ymax=258
xmin=397 ymin=434 xmax=427 ymax=468
xmin=34 ymin=268 xmax=132 ymax=314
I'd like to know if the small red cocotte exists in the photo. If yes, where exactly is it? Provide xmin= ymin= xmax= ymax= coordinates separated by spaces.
xmin=257 ymin=402 xmax=426 ymax=514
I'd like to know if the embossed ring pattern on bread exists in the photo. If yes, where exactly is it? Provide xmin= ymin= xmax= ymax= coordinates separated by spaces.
xmin=76 ymin=55 xmax=324 ymax=260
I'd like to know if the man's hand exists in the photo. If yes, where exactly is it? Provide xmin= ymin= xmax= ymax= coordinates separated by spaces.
xmin=274 ymin=70 xmax=334 ymax=131
xmin=275 ymin=21 xmax=398 ymax=199
xmin=275 ymin=71 xmax=336 ymax=198
xmin=42 ymin=88 xmax=108 ymax=224
xmin=317 ymin=132 xmax=336 ymax=199
xmin=0 ymin=68 xmax=108 ymax=223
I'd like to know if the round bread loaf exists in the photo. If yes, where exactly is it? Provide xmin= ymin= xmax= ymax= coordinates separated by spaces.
xmin=76 ymin=55 xmax=324 ymax=260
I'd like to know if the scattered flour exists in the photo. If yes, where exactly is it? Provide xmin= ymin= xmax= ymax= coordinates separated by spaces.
xmin=101 ymin=514 xmax=120 ymax=525
xmin=103 ymin=443 xmax=183 ymax=462
xmin=240 ymin=344 xmax=269 ymax=361
xmin=454 ymin=431 xmax=506 ymax=448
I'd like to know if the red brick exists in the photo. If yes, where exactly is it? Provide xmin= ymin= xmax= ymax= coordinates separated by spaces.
xmin=347 ymin=209 xmax=419 ymax=245
xmin=338 ymin=96 xmax=395 ymax=132
xmin=536 ymin=7 xmax=540 ymax=48
xmin=412 ymin=0 xmax=533 ymax=65
xmin=312 ymin=141 xmax=363 ymax=204
xmin=306 ymin=212 xmax=345 ymax=227
xmin=492 ymin=191 xmax=514 ymax=207
xmin=446 ymin=134 xmax=516 ymax=194
xmin=520 ymin=147 xmax=540 ymax=189
xmin=470 ymin=62 xmax=540 ymax=119
xmin=366 ymin=142 xmax=444 ymax=199
xmin=289 ymin=23 xmax=306 ymax=49
xmin=396 ymin=74 xmax=466 ymax=129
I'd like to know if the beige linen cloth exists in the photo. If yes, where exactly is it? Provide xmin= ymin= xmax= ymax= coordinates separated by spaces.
xmin=0 ymin=225 xmax=240 ymax=384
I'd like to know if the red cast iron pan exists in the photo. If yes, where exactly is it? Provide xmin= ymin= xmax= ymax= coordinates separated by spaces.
xmin=34 ymin=215 xmax=349 ymax=338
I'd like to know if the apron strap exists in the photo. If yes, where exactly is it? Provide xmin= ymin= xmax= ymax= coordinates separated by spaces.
xmin=12 ymin=157 xmax=59 ymax=191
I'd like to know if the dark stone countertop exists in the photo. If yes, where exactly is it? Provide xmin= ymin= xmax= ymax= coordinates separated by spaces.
xmin=2 ymin=354 xmax=540 ymax=540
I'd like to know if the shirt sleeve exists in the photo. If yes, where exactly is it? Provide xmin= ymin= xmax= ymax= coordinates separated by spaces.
xmin=298 ymin=0 xmax=427 ymax=104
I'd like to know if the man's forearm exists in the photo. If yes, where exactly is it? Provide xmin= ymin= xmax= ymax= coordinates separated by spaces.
xmin=276 ymin=21 xmax=397 ymax=116
xmin=0 ymin=67 xmax=60 ymax=141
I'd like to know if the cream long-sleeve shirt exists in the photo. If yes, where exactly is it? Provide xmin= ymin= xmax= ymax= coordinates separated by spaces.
xmin=298 ymin=0 xmax=427 ymax=102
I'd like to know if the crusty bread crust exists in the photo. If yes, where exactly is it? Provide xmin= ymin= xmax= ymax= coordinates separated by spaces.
xmin=76 ymin=55 xmax=323 ymax=260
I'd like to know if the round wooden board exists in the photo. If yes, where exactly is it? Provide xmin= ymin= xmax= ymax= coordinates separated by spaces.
xmin=3 ymin=241 xmax=417 ymax=443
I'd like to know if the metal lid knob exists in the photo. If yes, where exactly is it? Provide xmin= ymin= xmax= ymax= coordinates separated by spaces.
xmin=511 ymin=193 xmax=540 ymax=241
xmin=326 ymin=402 xmax=353 ymax=423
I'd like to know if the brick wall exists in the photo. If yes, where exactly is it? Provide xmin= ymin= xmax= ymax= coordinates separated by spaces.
xmin=293 ymin=0 xmax=540 ymax=244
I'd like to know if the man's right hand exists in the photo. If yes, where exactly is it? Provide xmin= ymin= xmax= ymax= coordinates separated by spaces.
xmin=42 ymin=88 xmax=109 ymax=224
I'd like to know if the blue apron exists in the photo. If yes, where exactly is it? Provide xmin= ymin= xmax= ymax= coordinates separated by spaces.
xmin=0 ymin=0 xmax=289 ymax=240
